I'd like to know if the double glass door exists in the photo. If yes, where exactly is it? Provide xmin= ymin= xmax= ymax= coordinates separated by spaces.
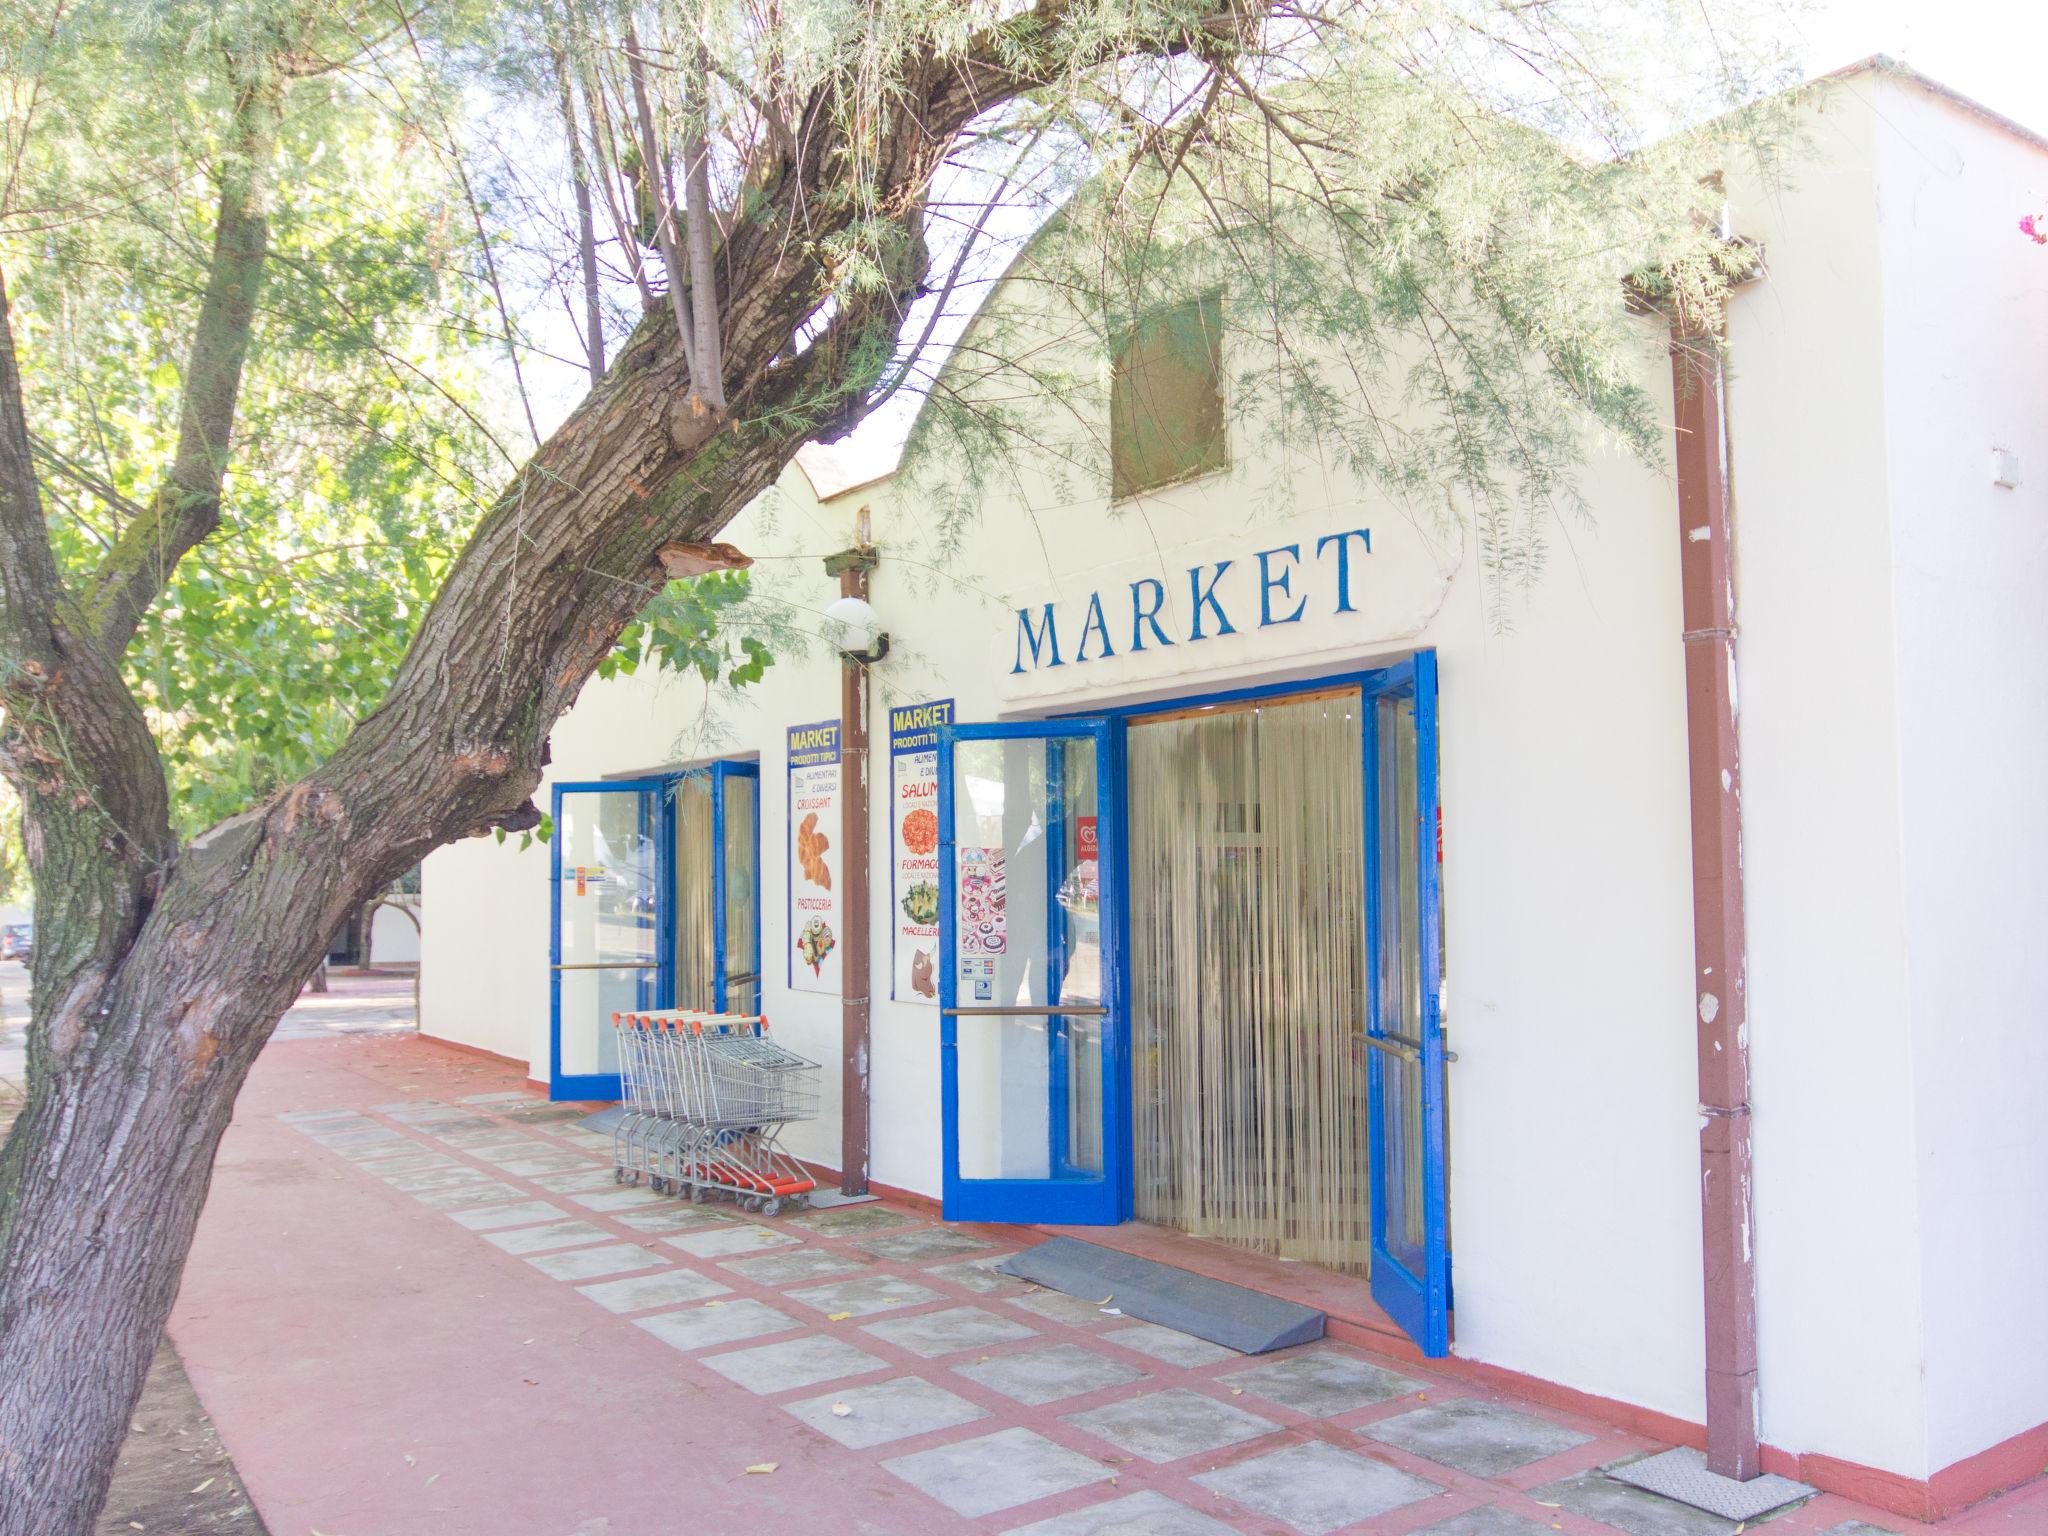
xmin=550 ymin=763 xmax=761 ymax=1101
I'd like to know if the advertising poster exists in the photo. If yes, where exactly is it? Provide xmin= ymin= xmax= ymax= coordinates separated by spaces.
xmin=786 ymin=719 xmax=841 ymax=994
xmin=888 ymin=699 xmax=952 ymax=1001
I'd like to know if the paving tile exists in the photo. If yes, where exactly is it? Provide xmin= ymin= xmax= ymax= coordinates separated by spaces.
xmin=328 ymin=1138 xmax=418 ymax=1160
xmin=482 ymin=1220 xmax=615 ymax=1256
xmin=1102 ymin=1322 xmax=1240 ymax=1368
xmin=1363 ymin=1399 xmax=1593 ymax=1476
xmin=278 ymin=1108 xmax=365 ymax=1124
xmin=412 ymin=1181 xmax=528 ymax=1211
xmin=1412 ymin=1508 xmax=1557 ymax=1536
xmin=1062 ymin=1386 xmax=1275 ymax=1464
xmin=352 ymin=1153 xmax=452 ymax=1176
xmin=1817 ymin=1525 xmax=1900 ymax=1536
xmin=703 ymin=1334 xmax=890 ymax=1394
xmin=462 ymin=1091 xmax=534 ymax=1103
xmin=527 ymin=1242 xmax=664 ymax=1281
xmin=1529 ymin=1471 xmax=1740 ymax=1536
xmin=785 ymin=1375 xmax=990 ymax=1449
xmin=497 ymin=1155 xmax=593 ymax=1178
xmin=474 ymin=1143 xmax=568 ymax=1169
xmin=789 ymin=1204 xmax=922 ymax=1236
xmin=954 ymin=1343 xmax=1147 ymax=1407
xmin=612 ymin=1204 xmax=737 ymax=1234
xmin=786 ymin=1274 xmax=942 ymax=1318
xmin=1010 ymin=1289 xmax=1117 ymax=1328
xmin=577 ymin=1268 xmax=732 ymax=1314
xmin=720 ymin=1247 xmax=868 ymax=1286
xmin=369 ymin=1101 xmax=432 ymax=1112
xmin=927 ymin=1255 xmax=1030 ymax=1296
xmin=570 ymin=1187 xmax=669 ymax=1212
xmin=1002 ymin=1489 xmax=1242 ymax=1536
xmin=382 ymin=1168 xmax=494 ymax=1193
xmin=1194 ymin=1440 xmax=1441 ymax=1535
xmin=862 ymin=1305 xmax=1038 ymax=1358
xmin=881 ymin=1426 xmax=1113 ymax=1518
xmin=665 ymin=1224 xmax=800 ymax=1259
xmin=1223 ymin=1350 xmax=1423 ymax=1417
xmin=857 ymin=1228 xmax=995 ymax=1263
xmin=307 ymin=1127 xmax=406 ymax=1148
xmin=530 ymin=1168 xmax=626 ymax=1194
xmin=450 ymin=1200 xmax=565 ymax=1231
xmin=635 ymin=1300 xmax=800 ymax=1352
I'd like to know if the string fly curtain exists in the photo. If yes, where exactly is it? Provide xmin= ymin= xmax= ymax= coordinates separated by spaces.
xmin=674 ymin=774 xmax=717 ymax=1010
xmin=1129 ymin=690 xmax=1374 ymax=1274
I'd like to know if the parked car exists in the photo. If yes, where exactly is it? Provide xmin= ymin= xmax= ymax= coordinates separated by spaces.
xmin=1 ymin=923 xmax=31 ymax=964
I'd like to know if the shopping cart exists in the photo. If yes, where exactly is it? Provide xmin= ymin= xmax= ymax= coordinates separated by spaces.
xmin=610 ymin=1011 xmax=820 ymax=1215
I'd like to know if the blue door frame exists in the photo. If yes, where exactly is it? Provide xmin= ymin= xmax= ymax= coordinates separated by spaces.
xmin=549 ymin=778 xmax=669 ymax=1101
xmin=938 ymin=717 xmax=1129 ymax=1225
xmin=549 ymin=764 xmax=762 ymax=1101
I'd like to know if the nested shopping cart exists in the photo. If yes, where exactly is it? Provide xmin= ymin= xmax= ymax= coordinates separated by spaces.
xmin=610 ymin=1010 xmax=820 ymax=1215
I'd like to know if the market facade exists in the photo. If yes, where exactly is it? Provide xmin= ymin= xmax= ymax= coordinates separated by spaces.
xmin=420 ymin=63 xmax=2048 ymax=1519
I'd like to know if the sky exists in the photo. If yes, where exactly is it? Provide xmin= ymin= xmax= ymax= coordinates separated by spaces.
xmin=1797 ymin=0 xmax=2048 ymax=137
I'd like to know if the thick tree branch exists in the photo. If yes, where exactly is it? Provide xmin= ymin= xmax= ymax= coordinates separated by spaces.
xmin=79 ymin=70 xmax=285 ymax=660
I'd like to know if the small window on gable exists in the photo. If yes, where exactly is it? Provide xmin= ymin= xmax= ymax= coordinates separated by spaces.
xmin=1110 ymin=294 xmax=1226 ymax=500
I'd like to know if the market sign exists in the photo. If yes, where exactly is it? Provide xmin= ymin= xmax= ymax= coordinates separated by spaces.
xmin=888 ymin=698 xmax=952 ymax=1003
xmin=786 ymin=719 xmax=841 ymax=995
xmin=994 ymin=512 xmax=1462 ymax=706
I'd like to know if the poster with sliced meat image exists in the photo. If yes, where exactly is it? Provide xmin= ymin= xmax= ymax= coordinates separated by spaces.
xmin=888 ymin=699 xmax=951 ymax=1002
xmin=786 ymin=719 xmax=841 ymax=994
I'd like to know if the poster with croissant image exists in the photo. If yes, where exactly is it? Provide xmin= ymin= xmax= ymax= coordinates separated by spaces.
xmin=888 ymin=698 xmax=952 ymax=1003
xmin=786 ymin=719 xmax=841 ymax=994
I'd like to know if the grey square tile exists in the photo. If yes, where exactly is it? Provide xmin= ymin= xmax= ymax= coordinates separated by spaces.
xmin=882 ymin=1426 xmax=1112 ymax=1518
xmin=789 ymin=1205 xmax=922 ymax=1236
xmin=482 ymin=1220 xmax=614 ymax=1256
xmin=721 ymin=1248 xmax=868 ymax=1286
xmin=279 ymin=1108 xmax=364 ymax=1124
xmin=1412 ymin=1508 xmax=1557 ymax=1536
xmin=462 ymin=1091 xmax=534 ymax=1103
xmin=862 ymin=1305 xmax=1038 ymax=1358
xmin=955 ymin=1344 xmax=1147 ymax=1407
xmin=413 ymin=1180 xmax=527 ymax=1210
xmin=1002 ymin=1490 xmax=1242 ymax=1536
xmin=787 ymin=1274 xmax=942 ymax=1318
xmin=666 ymin=1224 xmax=800 ymax=1259
xmin=635 ymin=1299 xmax=800 ymax=1352
xmin=1062 ymin=1386 xmax=1275 ymax=1464
xmin=703 ymin=1335 xmax=890 ymax=1394
xmin=1224 ymin=1351 xmax=1423 ymax=1417
xmin=1818 ymin=1525 xmax=1900 ymax=1536
xmin=1103 ymin=1323 xmax=1240 ymax=1368
xmin=612 ymin=1204 xmax=737 ymax=1234
xmin=858 ymin=1228 xmax=995 ymax=1263
xmin=1194 ymin=1440 xmax=1441 ymax=1535
xmin=1363 ymin=1399 xmax=1593 ymax=1476
xmin=311 ymin=1128 xmax=407 ymax=1149
xmin=355 ymin=1153 xmax=454 ymax=1176
xmin=927 ymin=1256 xmax=1029 ymax=1296
xmin=1011 ymin=1289 xmax=1117 ymax=1328
xmin=497 ymin=1155 xmax=593 ymax=1178
xmin=1528 ymin=1472 xmax=1740 ymax=1536
xmin=570 ymin=1186 xmax=671 ymax=1212
xmin=530 ymin=1168 xmax=624 ymax=1194
xmin=474 ymin=1143 xmax=564 ymax=1168
xmin=330 ymin=1138 xmax=417 ymax=1160
xmin=785 ymin=1376 xmax=989 ymax=1449
xmin=382 ymin=1167 xmax=491 ymax=1193
xmin=527 ymin=1242 xmax=663 ymax=1281
xmin=449 ymin=1200 xmax=565 ymax=1231
xmin=576 ymin=1268 xmax=731 ymax=1314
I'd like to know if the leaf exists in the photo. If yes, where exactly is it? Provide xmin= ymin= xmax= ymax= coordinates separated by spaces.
xmin=828 ymin=1311 xmax=852 ymax=1321
xmin=831 ymin=1403 xmax=852 ymax=1417
xmin=744 ymin=1462 xmax=778 ymax=1475
xmin=189 ymin=1477 xmax=215 ymax=1494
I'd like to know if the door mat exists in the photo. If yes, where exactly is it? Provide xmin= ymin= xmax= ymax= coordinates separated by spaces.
xmin=997 ymin=1237 xmax=1325 ymax=1355
xmin=575 ymin=1106 xmax=625 ymax=1135
xmin=1606 ymin=1448 xmax=1815 ymax=1520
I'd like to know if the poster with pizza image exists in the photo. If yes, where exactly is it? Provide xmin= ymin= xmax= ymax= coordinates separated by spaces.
xmin=786 ymin=719 xmax=841 ymax=995
xmin=888 ymin=699 xmax=952 ymax=1002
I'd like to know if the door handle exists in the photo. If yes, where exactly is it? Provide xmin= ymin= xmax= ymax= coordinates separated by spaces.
xmin=943 ymin=1006 xmax=1109 ymax=1018
xmin=1362 ymin=1034 xmax=1459 ymax=1065
xmin=551 ymin=962 xmax=659 ymax=972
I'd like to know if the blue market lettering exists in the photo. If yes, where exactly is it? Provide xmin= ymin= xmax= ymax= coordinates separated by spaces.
xmin=1011 ymin=527 xmax=1372 ymax=675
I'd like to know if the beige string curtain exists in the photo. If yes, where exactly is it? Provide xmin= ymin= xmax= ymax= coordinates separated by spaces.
xmin=1128 ymin=689 xmax=1374 ymax=1274
xmin=674 ymin=774 xmax=717 ymax=1010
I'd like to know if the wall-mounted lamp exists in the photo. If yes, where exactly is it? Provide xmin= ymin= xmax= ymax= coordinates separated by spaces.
xmin=825 ymin=593 xmax=890 ymax=663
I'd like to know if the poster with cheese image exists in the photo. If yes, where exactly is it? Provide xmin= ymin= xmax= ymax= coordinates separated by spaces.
xmin=786 ymin=719 xmax=841 ymax=994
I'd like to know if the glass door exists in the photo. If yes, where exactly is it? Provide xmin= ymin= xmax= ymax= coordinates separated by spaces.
xmin=550 ymin=780 xmax=668 ymax=1100
xmin=1363 ymin=653 xmax=1451 ymax=1355
xmin=939 ymin=719 xmax=1125 ymax=1224
xmin=712 ymin=761 xmax=761 ymax=1013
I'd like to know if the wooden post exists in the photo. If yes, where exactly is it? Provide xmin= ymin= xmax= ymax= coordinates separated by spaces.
xmin=824 ymin=523 xmax=878 ymax=1196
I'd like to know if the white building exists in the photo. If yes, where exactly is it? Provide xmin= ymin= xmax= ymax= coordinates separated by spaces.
xmin=420 ymin=62 xmax=2048 ymax=1520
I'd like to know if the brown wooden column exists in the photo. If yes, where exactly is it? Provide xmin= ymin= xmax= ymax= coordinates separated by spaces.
xmin=824 ymin=536 xmax=878 ymax=1196
xmin=1670 ymin=323 xmax=1759 ymax=1480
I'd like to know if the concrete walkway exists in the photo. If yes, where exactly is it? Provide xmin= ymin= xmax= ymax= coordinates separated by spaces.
xmin=166 ymin=1033 xmax=2048 ymax=1536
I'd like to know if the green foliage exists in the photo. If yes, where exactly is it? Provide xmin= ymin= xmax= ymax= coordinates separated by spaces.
xmin=597 ymin=570 xmax=774 ymax=690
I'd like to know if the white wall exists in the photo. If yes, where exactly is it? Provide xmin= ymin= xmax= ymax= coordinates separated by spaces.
xmin=1873 ymin=77 xmax=2048 ymax=1474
